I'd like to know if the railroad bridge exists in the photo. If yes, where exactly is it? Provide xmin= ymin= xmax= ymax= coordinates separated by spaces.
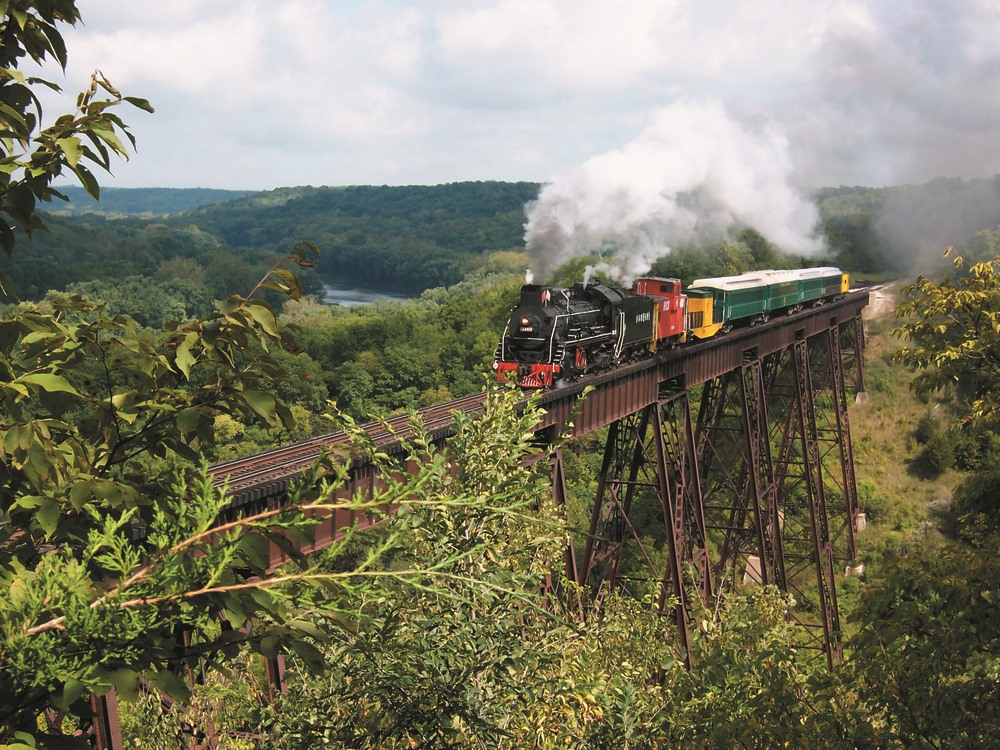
xmin=214 ymin=289 xmax=868 ymax=661
xmin=90 ymin=289 xmax=870 ymax=748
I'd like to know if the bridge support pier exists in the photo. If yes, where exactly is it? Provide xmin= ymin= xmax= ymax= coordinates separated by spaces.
xmin=573 ymin=392 xmax=711 ymax=667
xmin=79 ymin=692 xmax=123 ymax=750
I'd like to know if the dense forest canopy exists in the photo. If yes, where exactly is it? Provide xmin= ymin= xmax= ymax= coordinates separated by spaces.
xmin=180 ymin=181 xmax=541 ymax=292
xmin=1 ymin=181 xmax=540 ymax=302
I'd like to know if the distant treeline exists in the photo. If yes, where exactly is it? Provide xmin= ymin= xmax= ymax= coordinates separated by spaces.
xmin=178 ymin=182 xmax=541 ymax=292
xmin=4 ymin=177 xmax=1000 ymax=307
xmin=48 ymin=185 xmax=253 ymax=216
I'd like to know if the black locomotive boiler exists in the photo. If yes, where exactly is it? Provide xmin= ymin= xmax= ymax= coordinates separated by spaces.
xmin=493 ymin=280 xmax=681 ymax=387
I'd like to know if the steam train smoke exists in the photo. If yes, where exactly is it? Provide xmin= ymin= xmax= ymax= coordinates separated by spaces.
xmin=524 ymin=99 xmax=823 ymax=282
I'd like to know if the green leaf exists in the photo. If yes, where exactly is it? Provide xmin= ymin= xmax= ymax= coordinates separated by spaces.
xmin=267 ymin=267 xmax=303 ymax=299
xmin=69 ymin=480 xmax=93 ymax=511
xmin=177 ymin=406 xmax=201 ymax=436
xmin=70 ymin=162 xmax=100 ymax=200
xmin=242 ymin=389 xmax=277 ymax=423
xmin=174 ymin=331 xmax=199 ymax=378
xmin=36 ymin=498 xmax=60 ymax=537
xmin=245 ymin=303 xmax=279 ymax=337
xmin=4 ymin=424 xmax=30 ymax=455
xmin=238 ymin=532 xmax=271 ymax=571
xmin=89 ymin=124 xmax=128 ymax=158
xmin=289 ymin=639 xmax=325 ymax=673
xmin=124 ymin=96 xmax=155 ymax=113
xmin=287 ymin=619 xmax=328 ymax=642
xmin=5 ymin=184 xmax=36 ymax=231
xmin=59 ymin=678 xmax=87 ymax=710
xmin=147 ymin=670 xmax=190 ymax=703
xmin=92 ymin=480 xmax=124 ymax=508
xmin=3 ymin=380 xmax=29 ymax=398
xmin=19 ymin=372 xmax=79 ymax=396
xmin=108 ymin=669 xmax=140 ymax=702
xmin=57 ymin=136 xmax=83 ymax=167
xmin=259 ymin=634 xmax=281 ymax=658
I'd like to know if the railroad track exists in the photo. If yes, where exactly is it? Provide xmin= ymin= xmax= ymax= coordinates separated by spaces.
xmin=209 ymin=393 xmax=488 ymax=504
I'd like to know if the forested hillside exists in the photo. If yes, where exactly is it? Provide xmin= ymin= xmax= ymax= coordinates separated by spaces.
xmin=0 ymin=182 xmax=539 ymax=303
xmin=8 ymin=176 xmax=1000 ymax=308
xmin=816 ymin=175 xmax=1000 ymax=275
xmin=175 ymin=182 xmax=541 ymax=292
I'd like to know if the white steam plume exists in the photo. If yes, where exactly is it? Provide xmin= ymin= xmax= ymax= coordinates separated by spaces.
xmin=524 ymin=99 xmax=823 ymax=282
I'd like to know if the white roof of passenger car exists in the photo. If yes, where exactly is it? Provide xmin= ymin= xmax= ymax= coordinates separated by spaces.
xmin=690 ymin=267 xmax=842 ymax=292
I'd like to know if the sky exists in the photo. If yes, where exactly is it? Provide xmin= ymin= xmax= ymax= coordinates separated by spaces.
xmin=43 ymin=0 xmax=1000 ymax=194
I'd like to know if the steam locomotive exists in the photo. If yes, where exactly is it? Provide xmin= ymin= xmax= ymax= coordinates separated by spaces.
xmin=493 ymin=267 xmax=848 ymax=388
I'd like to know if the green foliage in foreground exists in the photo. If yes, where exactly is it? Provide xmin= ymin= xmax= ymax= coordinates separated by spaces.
xmin=0 ymin=1 xmax=153 ymax=275
xmin=848 ymin=541 xmax=1000 ymax=750
xmin=1 ymin=2 xmax=998 ymax=746
xmin=115 ymin=388 xmax=877 ymax=749
xmin=0 ymin=245 xmax=344 ymax=743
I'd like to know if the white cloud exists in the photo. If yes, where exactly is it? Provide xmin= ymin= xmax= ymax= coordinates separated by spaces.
xmin=22 ymin=0 xmax=1000 ymax=190
xmin=436 ymin=0 xmax=678 ymax=92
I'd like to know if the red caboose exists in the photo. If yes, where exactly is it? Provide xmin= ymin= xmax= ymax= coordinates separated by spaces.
xmin=630 ymin=277 xmax=688 ymax=347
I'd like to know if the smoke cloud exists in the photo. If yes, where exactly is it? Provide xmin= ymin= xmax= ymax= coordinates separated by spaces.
xmin=524 ymin=99 xmax=824 ymax=282
xmin=877 ymin=176 xmax=1000 ymax=271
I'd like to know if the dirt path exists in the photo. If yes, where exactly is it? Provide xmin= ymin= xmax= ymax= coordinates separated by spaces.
xmin=862 ymin=283 xmax=896 ymax=319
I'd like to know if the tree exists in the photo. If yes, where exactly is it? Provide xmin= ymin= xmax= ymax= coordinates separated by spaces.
xmin=60 ymin=275 xmax=214 ymax=328
xmin=0 ymin=247 xmax=342 ymax=743
xmin=0 ymin=1 xmax=153 ymax=284
xmin=0 ymin=4 xmax=351 ymax=743
xmin=893 ymin=246 xmax=1000 ymax=426
xmin=847 ymin=541 xmax=1000 ymax=749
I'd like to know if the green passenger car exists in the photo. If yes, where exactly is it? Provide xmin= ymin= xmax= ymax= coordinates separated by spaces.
xmin=688 ymin=271 xmax=776 ymax=326
xmin=798 ymin=267 xmax=844 ymax=303
xmin=689 ymin=267 xmax=847 ymax=329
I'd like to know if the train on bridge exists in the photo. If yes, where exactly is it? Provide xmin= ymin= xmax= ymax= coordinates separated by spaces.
xmin=493 ymin=267 xmax=849 ymax=387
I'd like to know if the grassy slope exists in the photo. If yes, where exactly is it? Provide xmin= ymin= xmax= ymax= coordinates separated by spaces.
xmin=838 ymin=288 xmax=966 ymax=617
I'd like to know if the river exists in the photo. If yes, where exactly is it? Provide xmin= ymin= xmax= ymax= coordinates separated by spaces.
xmin=321 ymin=281 xmax=412 ymax=307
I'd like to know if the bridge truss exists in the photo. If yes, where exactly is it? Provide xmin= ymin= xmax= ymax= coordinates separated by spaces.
xmin=549 ymin=295 xmax=868 ymax=670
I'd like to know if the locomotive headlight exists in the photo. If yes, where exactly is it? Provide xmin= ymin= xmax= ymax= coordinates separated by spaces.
xmin=520 ymin=317 xmax=530 ymax=326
